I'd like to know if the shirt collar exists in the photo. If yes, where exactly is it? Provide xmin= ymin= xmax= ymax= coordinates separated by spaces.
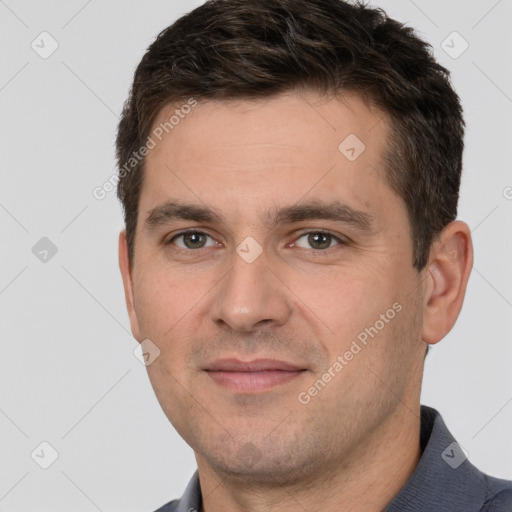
xmin=384 ymin=405 xmax=487 ymax=512
xmin=175 ymin=470 xmax=201 ymax=512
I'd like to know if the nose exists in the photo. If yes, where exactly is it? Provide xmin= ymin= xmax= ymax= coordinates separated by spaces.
xmin=210 ymin=246 xmax=293 ymax=333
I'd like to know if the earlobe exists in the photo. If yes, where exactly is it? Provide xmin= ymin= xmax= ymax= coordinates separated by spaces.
xmin=118 ymin=230 xmax=141 ymax=341
xmin=421 ymin=221 xmax=473 ymax=345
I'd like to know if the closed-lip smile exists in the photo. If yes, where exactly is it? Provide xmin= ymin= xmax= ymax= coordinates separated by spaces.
xmin=204 ymin=358 xmax=307 ymax=392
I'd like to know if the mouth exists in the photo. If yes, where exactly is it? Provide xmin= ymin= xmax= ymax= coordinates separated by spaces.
xmin=204 ymin=358 xmax=307 ymax=393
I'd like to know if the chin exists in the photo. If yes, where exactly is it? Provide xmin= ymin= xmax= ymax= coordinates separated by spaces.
xmin=197 ymin=435 xmax=326 ymax=488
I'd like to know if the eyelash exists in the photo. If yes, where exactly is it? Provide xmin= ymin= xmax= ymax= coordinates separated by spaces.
xmin=166 ymin=229 xmax=346 ymax=252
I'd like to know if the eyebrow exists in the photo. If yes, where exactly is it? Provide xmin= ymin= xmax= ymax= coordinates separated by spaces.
xmin=145 ymin=201 xmax=223 ymax=230
xmin=268 ymin=200 xmax=375 ymax=231
xmin=144 ymin=199 xmax=375 ymax=233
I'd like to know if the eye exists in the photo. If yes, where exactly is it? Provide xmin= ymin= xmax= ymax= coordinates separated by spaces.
xmin=170 ymin=231 xmax=218 ymax=249
xmin=293 ymin=231 xmax=342 ymax=250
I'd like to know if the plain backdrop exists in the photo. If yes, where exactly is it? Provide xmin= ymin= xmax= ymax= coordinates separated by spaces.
xmin=0 ymin=0 xmax=511 ymax=510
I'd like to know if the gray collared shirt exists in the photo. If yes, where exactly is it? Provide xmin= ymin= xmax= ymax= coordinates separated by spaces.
xmin=154 ymin=406 xmax=512 ymax=511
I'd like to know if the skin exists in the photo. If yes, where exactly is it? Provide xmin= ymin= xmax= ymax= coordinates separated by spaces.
xmin=119 ymin=90 xmax=473 ymax=512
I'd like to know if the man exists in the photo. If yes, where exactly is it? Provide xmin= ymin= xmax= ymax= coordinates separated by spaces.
xmin=116 ymin=0 xmax=512 ymax=510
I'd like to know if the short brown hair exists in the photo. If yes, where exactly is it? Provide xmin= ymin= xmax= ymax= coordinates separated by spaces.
xmin=116 ymin=0 xmax=464 ymax=270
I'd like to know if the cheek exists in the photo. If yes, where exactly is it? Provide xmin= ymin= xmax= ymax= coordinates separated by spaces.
xmin=137 ymin=270 xmax=201 ymax=423
xmin=291 ymin=264 xmax=396 ymax=341
xmin=145 ymin=358 xmax=191 ymax=434
xmin=132 ymin=274 xmax=167 ymax=335
xmin=132 ymin=264 xmax=203 ymax=340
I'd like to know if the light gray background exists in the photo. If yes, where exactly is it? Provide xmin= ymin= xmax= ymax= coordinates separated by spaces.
xmin=0 ymin=0 xmax=511 ymax=510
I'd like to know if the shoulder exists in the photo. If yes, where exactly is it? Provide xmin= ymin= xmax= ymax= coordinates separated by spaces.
xmin=481 ymin=476 xmax=512 ymax=511
xmin=152 ymin=499 xmax=180 ymax=512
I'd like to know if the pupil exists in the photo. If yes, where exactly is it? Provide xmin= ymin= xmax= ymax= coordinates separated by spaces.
xmin=309 ymin=233 xmax=331 ymax=249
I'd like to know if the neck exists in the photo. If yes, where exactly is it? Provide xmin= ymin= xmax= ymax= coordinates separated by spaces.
xmin=197 ymin=403 xmax=422 ymax=512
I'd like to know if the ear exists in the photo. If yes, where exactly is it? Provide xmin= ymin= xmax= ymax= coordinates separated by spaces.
xmin=422 ymin=221 xmax=473 ymax=345
xmin=118 ymin=230 xmax=141 ymax=342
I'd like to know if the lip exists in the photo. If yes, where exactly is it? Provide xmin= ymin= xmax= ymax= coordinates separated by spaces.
xmin=206 ymin=358 xmax=303 ymax=372
xmin=205 ymin=358 xmax=307 ymax=392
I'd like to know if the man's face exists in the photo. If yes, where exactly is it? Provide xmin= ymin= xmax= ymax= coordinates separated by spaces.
xmin=120 ymin=91 xmax=428 ymax=484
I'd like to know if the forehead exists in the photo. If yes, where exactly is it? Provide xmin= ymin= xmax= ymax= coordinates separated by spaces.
xmin=150 ymin=91 xmax=387 ymax=161
xmin=141 ymin=91 xmax=394 ymax=222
